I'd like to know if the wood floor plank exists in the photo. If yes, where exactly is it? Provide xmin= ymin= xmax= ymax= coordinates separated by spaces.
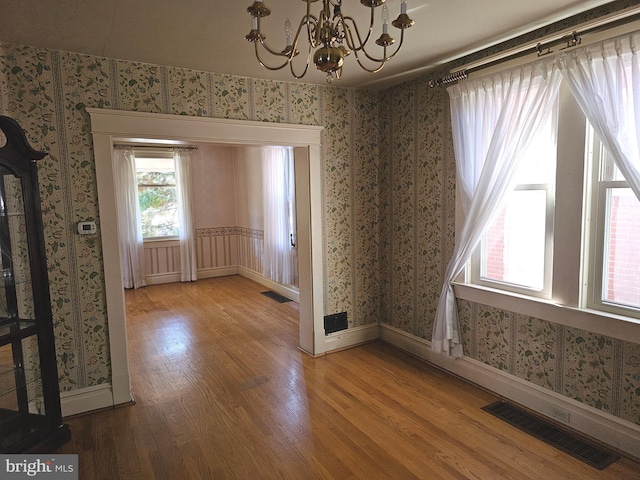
xmin=56 ymin=275 xmax=640 ymax=479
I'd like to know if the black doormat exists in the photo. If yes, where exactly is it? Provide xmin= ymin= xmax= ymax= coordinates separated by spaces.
xmin=260 ymin=291 xmax=292 ymax=303
xmin=482 ymin=401 xmax=619 ymax=470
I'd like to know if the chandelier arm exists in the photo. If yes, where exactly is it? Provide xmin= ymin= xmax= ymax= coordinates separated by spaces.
xmin=288 ymin=42 xmax=314 ymax=79
xmin=351 ymin=28 xmax=406 ymax=64
xmin=354 ymin=43 xmax=387 ymax=73
xmin=258 ymin=37 xmax=294 ymax=58
xmin=340 ymin=12 xmax=376 ymax=52
xmin=252 ymin=13 xmax=319 ymax=59
xmin=293 ymin=14 xmax=320 ymax=48
xmin=289 ymin=56 xmax=312 ymax=79
xmin=348 ymin=29 xmax=407 ymax=73
xmin=342 ymin=22 xmax=365 ymax=54
xmin=306 ymin=2 xmax=321 ymax=47
xmin=254 ymin=43 xmax=292 ymax=71
xmin=350 ymin=47 xmax=387 ymax=73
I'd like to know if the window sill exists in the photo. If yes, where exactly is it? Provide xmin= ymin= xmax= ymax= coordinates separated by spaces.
xmin=453 ymin=282 xmax=640 ymax=344
xmin=143 ymin=237 xmax=179 ymax=247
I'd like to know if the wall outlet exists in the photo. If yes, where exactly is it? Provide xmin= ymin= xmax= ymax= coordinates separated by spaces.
xmin=324 ymin=312 xmax=348 ymax=334
xmin=550 ymin=408 xmax=571 ymax=423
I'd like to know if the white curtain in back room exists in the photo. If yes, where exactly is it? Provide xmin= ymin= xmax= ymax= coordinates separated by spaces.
xmin=113 ymin=147 xmax=146 ymax=289
xmin=175 ymin=148 xmax=198 ymax=282
xmin=262 ymin=146 xmax=298 ymax=287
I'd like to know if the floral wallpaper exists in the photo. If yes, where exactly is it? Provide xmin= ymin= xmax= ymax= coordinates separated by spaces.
xmin=455 ymin=299 xmax=639 ymax=424
xmin=377 ymin=0 xmax=640 ymax=428
xmin=0 ymin=0 xmax=638 ymax=430
xmin=0 ymin=42 xmax=379 ymax=395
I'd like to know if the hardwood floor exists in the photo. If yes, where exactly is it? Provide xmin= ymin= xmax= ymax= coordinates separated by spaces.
xmin=57 ymin=275 xmax=640 ymax=479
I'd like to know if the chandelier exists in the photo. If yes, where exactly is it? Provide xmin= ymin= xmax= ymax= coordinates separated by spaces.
xmin=245 ymin=0 xmax=415 ymax=83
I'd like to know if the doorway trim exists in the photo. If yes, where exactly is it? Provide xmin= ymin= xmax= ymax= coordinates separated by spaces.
xmin=88 ymin=108 xmax=325 ymax=406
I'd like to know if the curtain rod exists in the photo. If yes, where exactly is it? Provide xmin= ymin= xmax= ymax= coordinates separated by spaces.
xmin=428 ymin=5 xmax=640 ymax=88
xmin=113 ymin=144 xmax=198 ymax=150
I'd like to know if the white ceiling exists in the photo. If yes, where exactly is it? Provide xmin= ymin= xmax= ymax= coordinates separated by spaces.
xmin=0 ymin=0 xmax=618 ymax=88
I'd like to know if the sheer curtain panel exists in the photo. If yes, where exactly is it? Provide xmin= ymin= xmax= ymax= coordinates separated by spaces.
xmin=113 ymin=148 xmax=146 ymax=289
xmin=262 ymin=146 xmax=298 ymax=286
xmin=433 ymin=60 xmax=562 ymax=357
xmin=175 ymin=149 xmax=198 ymax=282
xmin=557 ymin=31 xmax=640 ymax=201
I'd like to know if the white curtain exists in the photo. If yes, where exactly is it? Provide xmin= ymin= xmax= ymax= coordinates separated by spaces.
xmin=113 ymin=148 xmax=146 ymax=289
xmin=557 ymin=31 xmax=640 ymax=201
xmin=175 ymin=149 xmax=198 ymax=282
xmin=263 ymin=146 xmax=298 ymax=286
xmin=433 ymin=60 xmax=562 ymax=357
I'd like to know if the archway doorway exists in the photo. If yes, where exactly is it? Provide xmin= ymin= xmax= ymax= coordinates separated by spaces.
xmin=88 ymin=108 xmax=325 ymax=406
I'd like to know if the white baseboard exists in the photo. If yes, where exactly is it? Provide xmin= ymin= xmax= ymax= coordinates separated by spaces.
xmin=325 ymin=324 xmax=379 ymax=353
xmin=197 ymin=266 xmax=239 ymax=279
xmin=146 ymin=267 xmax=240 ymax=285
xmin=144 ymin=267 xmax=299 ymax=305
xmin=238 ymin=266 xmax=300 ymax=302
xmin=379 ymin=323 xmax=640 ymax=460
xmin=145 ymin=272 xmax=180 ymax=285
xmin=60 ymin=384 xmax=117 ymax=417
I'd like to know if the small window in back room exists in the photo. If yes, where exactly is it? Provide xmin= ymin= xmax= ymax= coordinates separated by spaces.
xmin=135 ymin=156 xmax=179 ymax=238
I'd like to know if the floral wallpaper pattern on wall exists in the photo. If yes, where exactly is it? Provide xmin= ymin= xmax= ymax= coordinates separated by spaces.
xmin=387 ymin=81 xmax=417 ymax=335
xmin=380 ymin=59 xmax=640 ymax=425
xmin=514 ymin=314 xmax=558 ymax=391
xmin=455 ymin=300 xmax=639 ymax=425
xmin=0 ymin=42 xmax=377 ymax=393
xmin=167 ymin=67 xmax=209 ymax=117
xmin=322 ymin=87 xmax=355 ymax=321
xmin=352 ymin=89 xmax=382 ymax=326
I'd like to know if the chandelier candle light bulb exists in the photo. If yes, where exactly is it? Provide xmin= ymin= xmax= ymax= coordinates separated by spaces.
xmin=382 ymin=5 xmax=389 ymax=35
xmin=245 ymin=0 xmax=414 ymax=82
xmin=284 ymin=18 xmax=292 ymax=46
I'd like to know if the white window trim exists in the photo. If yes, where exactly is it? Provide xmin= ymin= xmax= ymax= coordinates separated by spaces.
xmin=142 ymin=236 xmax=179 ymax=245
xmin=135 ymin=151 xmax=179 ymax=240
xmin=457 ymin=23 xmax=640 ymax=339
xmin=584 ymin=126 xmax=640 ymax=318
xmin=454 ymin=281 xmax=640 ymax=344
xmin=470 ymin=183 xmax=555 ymax=298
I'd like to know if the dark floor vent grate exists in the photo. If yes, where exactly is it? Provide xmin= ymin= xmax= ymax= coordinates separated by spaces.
xmin=482 ymin=401 xmax=619 ymax=470
xmin=260 ymin=291 xmax=292 ymax=303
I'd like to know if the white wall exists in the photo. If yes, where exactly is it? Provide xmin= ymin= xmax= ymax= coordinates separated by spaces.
xmin=233 ymin=146 xmax=263 ymax=230
xmin=192 ymin=144 xmax=237 ymax=229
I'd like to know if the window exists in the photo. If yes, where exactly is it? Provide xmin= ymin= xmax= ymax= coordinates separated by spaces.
xmin=586 ymin=129 xmax=640 ymax=315
xmin=471 ymin=103 xmax=557 ymax=297
xmin=467 ymin=87 xmax=640 ymax=320
xmin=135 ymin=154 xmax=179 ymax=239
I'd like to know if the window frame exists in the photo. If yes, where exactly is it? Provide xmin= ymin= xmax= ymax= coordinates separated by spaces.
xmin=453 ymin=20 xmax=640 ymax=344
xmin=134 ymin=150 xmax=180 ymax=241
xmin=468 ymin=94 xmax=559 ymax=300
xmin=462 ymin=76 xmax=640 ymax=325
xmin=470 ymin=183 xmax=555 ymax=298
xmin=584 ymin=127 xmax=640 ymax=318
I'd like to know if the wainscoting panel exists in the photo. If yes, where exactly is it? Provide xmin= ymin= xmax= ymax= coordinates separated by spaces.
xmin=144 ymin=227 xmax=265 ymax=284
xmin=144 ymin=240 xmax=180 ymax=276
xmin=236 ymin=227 xmax=263 ymax=273
xmin=196 ymin=227 xmax=238 ymax=271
